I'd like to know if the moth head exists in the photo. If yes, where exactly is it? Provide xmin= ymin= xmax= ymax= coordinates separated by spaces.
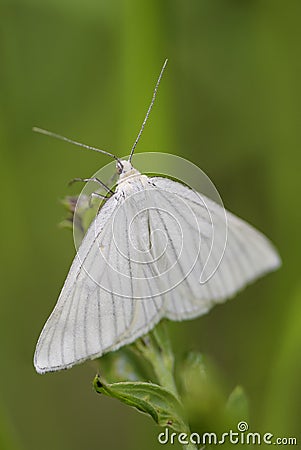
xmin=116 ymin=160 xmax=133 ymax=175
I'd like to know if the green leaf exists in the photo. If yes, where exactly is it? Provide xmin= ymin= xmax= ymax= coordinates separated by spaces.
xmin=93 ymin=376 xmax=189 ymax=433
xmin=152 ymin=320 xmax=174 ymax=363
xmin=180 ymin=352 xmax=226 ymax=433
xmin=132 ymin=321 xmax=178 ymax=396
xmin=96 ymin=347 xmax=150 ymax=383
xmin=59 ymin=194 xmax=99 ymax=236
xmin=226 ymin=385 xmax=249 ymax=423
xmin=58 ymin=218 xmax=73 ymax=231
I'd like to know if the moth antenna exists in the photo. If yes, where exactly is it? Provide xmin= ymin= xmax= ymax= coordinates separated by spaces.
xmin=128 ymin=58 xmax=168 ymax=163
xmin=32 ymin=127 xmax=120 ymax=162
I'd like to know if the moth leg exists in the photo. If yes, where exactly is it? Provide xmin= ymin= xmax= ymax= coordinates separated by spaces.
xmin=91 ymin=192 xmax=107 ymax=200
xmin=88 ymin=191 xmax=113 ymax=208
xmin=69 ymin=177 xmax=114 ymax=194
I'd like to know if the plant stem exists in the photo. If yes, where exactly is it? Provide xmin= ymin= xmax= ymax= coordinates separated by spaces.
xmin=134 ymin=322 xmax=177 ymax=396
xmin=134 ymin=321 xmax=198 ymax=450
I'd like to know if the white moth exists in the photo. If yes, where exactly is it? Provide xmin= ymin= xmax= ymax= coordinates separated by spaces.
xmin=33 ymin=60 xmax=281 ymax=374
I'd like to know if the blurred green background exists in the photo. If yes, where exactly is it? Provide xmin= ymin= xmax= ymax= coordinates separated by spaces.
xmin=1 ymin=0 xmax=300 ymax=448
